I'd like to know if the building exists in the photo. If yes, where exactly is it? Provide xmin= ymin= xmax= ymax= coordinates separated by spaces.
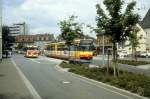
xmin=9 ymin=22 xmax=29 ymax=37
xmin=34 ymin=34 xmax=55 ymax=50
xmin=96 ymin=32 xmax=113 ymax=54
xmin=96 ymin=24 xmax=147 ymax=54
xmin=15 ymin=34 xmax=55 ymax=50
xmin=140 ymin=8 xmax=150 ymax=50
xmin=123 ymin=24 xmax=146 ymax=53
xmin=15 ymin=35 xmax=35 ymax=47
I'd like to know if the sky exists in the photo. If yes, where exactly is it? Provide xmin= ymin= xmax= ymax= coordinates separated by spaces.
xmin=2 ymin=0 xmax=150 ymax=38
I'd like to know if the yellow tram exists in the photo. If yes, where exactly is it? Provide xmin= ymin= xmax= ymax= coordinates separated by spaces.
xmin=44 ymin=39 xmax=94 ymax=63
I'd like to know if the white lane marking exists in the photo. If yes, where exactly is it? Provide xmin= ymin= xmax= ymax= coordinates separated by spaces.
xmin=28 ymin=59 xmax=41 ymax=64
xmin=11 ymin=58 xmax=42 ymax=99
xmin=55 ymin=65 xmax=148 ymax=99
xmin=62 ymin=81 xmax=71 ymax=84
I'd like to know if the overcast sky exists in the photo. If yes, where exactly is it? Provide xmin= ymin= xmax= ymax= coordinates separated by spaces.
xmin=2 ymin=0 xmax=150 ymax=37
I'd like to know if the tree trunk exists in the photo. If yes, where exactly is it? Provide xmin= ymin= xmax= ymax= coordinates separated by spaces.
xmin=107 ymin=52 xmax=110 ymax=75
xmin=113 ymin=42 xmax=117 ymax=77
xmin=132 ymin=46 xmax=134 ymax=59
xmin=68 ymin=45 xmax=70 ymax=60
xmin=134 ymin=48 xmax=137 ymax=62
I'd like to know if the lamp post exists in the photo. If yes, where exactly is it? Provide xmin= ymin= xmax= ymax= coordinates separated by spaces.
xmin=102 ymin=30 xmax=105 ymax=66
xmin=0 ymin=0 xmax=2 ymax=61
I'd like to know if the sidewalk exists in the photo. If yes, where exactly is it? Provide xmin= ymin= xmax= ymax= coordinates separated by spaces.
xmin=0 ymin=58 xmax=32 ymax=99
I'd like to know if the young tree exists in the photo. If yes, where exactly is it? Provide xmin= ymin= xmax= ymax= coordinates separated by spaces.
xmin=2 ymin=26 xmax=15 ymax=57
xmin=58 ymin=15 xmax=84 ymax=58
xmin=128 ymin=26 xmax=140 ymax=61
xmin=95 ymin=0 xmax=140 ymax=76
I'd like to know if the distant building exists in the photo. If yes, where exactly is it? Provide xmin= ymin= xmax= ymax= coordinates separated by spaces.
xmin=34 ymin=34 xmax=55 ymax=50
xmin=96 ymin=32 xmax=113 ymax=54
xmin=140 ymin=8 xmax=150 ymax=50
xmin=9 ymin=22 xmax=29 ymax=37
xmin=15 ymin=34 xmax=55 ymax=50
xmin=15 ymin=35 xmax=35 ymax=46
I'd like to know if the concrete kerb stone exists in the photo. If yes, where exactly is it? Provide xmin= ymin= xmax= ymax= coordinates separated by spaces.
xmin=56 ymin=64 xmax=149 ymax=99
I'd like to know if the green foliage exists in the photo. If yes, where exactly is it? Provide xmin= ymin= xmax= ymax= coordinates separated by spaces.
xmin=117 ymin=59 xmax=150 ymax=66
xmin=16 ymin=43 xmax=24 ymax=50
xmin=58 ymin=15 xmax=84 ymax=46
xmin=2 ymin=26 xmax=15 ymax=51
xmin=95 ymin=0 xmax=140 ymax=76
xmin=128 ymin=27 xmax=140 ymax=48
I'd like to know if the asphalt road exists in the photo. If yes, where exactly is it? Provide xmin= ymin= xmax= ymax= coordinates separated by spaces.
xmin=92 ymin=55 xmax=150 ymax=76
xmin=12 ymin=54 xmax=145 ymax=99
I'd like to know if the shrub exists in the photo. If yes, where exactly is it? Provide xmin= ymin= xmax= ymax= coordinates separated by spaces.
xmin=117 ymin=60 xmax=150 ymax=66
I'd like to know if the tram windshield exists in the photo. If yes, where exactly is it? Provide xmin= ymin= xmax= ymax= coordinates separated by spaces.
xmin=24 ymin=46 xmax=38 ymax=51
xmin=78 ymin=39 xmax=93 ymax=51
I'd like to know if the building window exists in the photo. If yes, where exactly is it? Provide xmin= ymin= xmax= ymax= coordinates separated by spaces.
xmin=41 ymin=37 xmax=44 ymax=41
xmin=46 ymin=37 xmax=49 ymax=40
xmin=37 ymin=37 xmax=39 ymax=40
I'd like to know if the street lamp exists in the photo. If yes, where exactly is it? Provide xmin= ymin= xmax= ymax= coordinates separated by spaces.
xmin=101 ymin=30 xmax=105 ymax=66
xmin=0 ymin=0 xmax=2 ymax=61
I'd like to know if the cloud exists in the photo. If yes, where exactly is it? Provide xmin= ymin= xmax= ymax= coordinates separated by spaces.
xmin=3 ymin=0 xmax=150 ymax=38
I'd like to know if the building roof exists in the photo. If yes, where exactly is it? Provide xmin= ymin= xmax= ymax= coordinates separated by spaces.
xmin=140 ymin=8 xmax=150 ymax=29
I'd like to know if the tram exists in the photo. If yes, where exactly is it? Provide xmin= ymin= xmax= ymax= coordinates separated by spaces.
xmin=24 ymin=45 xmax=39 ymax=58
xmin=44 ymin=39 xmax=94 ymax=63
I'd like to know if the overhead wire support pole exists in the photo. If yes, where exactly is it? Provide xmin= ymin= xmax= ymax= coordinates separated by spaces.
xmin=0 ymin=0 xmax=2 ymax=61
xmin=102 ymin=33 xmax=105 ymax=66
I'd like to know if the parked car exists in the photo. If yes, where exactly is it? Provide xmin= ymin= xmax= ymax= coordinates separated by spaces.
xmin=140 ymin=51 xmax=150 ymax=58
xmin=117 ymin=50 xmax=129 ymax=58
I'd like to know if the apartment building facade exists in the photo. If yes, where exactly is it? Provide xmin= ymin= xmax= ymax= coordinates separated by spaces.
xmin=140 ymin=8 xmax=150 ymax=50
xmin=15 ymin=34 xmax=55 ymax=50
xmin=96 ymin=24 xmax=147 ymax=54
xmin=9 ymin=22 xmax=29 ymax=37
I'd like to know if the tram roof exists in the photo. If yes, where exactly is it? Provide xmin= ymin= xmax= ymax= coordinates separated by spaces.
xmin=46 ymin=42 xmax=65 ymax=46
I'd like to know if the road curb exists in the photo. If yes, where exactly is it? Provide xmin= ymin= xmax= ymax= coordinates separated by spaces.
xmin=56 ymin=64 xmax=149 ymax=99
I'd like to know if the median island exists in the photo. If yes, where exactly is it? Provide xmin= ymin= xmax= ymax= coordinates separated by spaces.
xmin=60 ymin=61 xmax=150 ymax=98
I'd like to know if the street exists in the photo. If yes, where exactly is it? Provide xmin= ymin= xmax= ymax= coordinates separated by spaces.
xmin=92 ymin=55 xmax=150 ymax=76
xmin=12 ymin=54 xmax=144 ymax=99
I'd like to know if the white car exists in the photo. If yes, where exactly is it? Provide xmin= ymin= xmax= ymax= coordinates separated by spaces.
xmin=140 ymin=51 xmax=150 ymax=58
xmin=117 ymin=51 xmax=128 ymax=58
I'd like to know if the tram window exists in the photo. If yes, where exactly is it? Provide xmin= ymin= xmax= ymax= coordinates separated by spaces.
xmin=46 ymin=46 xmax=55 ymax=50
xmin=58 ymin=45 xmax=65 ymax=51
xmin=46 ymin=46 xmax=51 ymax=50
xmin=78 ymin=46 xmax=91 ymax=51
xmin=51 ymin=46 xmax=55 ymax=50
xmin=63 ymin=47 xmax=68 ymax=51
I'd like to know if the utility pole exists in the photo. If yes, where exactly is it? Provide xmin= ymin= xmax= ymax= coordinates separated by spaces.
xmin=0 ymin=0 xmax=2 ymax=61
xmin=102 ymin=31 xmax=105 ymax=66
